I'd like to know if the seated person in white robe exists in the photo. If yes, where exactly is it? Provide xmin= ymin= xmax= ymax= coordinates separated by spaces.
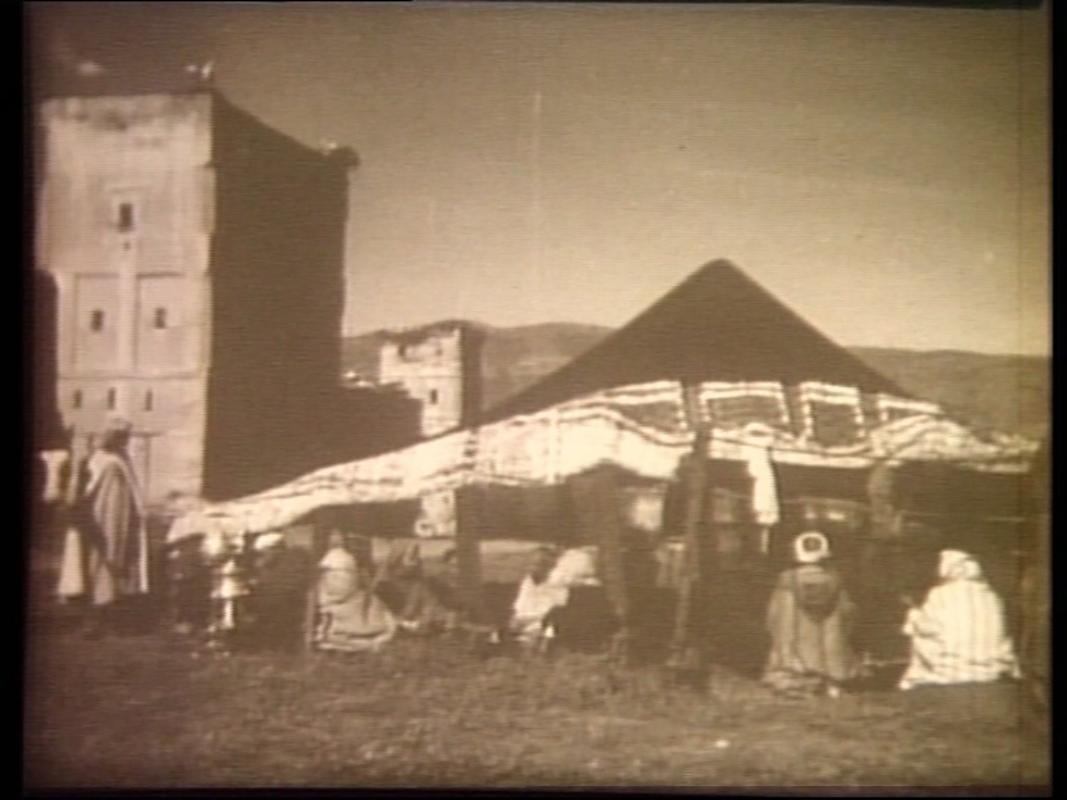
xmin=508 ymin=547 xmax=569 ymax=649
xmin=898 ymin=549 xmax=1021 ymax=690
xmin=540 ymin=547 xmax=616 ymax=653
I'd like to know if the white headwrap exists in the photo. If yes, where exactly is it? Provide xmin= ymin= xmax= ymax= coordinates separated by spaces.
xmin=793 ymin=531 xmax=830 ymax=564
xmin=939 ymin=549 xmax=983 ymax=582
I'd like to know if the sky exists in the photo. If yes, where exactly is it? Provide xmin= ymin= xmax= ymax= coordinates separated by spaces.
xmin=29 ymin=2 xmax=1050 ymax=356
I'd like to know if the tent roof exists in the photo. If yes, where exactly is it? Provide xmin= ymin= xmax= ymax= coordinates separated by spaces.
xmin=166 ymin=259 xmax=1038 ymax=544
xmin=479 ymin=259 xmax=909 ymax=425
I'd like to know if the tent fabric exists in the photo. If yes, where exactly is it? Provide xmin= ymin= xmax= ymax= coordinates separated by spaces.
xmin=167 ymin=381 xmax=690 ymax=543
xmin=167 ymin=381 xmax=1035 ymax=545
xmin=477 ymin=259 xmax=910 ymax=426
xmin=166 ymin=260 xmax=1037 ymax=545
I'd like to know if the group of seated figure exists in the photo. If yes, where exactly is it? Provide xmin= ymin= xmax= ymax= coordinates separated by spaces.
xmin=165 ymin=530 xmax=467 ymax=655
xmin=162 ymin=525 xmax=1023 ymax=697
xmin=763 ymin=531 xmax=1021 ymax=696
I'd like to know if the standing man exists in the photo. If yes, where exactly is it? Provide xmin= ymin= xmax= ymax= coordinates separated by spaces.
xmin=74 ymin=417 xmax=150 ymax=635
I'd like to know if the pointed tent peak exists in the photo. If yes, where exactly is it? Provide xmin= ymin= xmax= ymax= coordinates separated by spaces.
xmin=479 ymin=257 xmax=911 ymax=425
xmin=670 ymin=257 xmax=749 ymax=284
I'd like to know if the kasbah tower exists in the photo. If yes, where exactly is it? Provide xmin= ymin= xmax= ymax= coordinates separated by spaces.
xmin=34 ymin=67 xmax=417 ymax=511
xmin=378 ymin=321 xmax=484 ymax=439
xmin=378 ymin=322 xmax=484 ymax=538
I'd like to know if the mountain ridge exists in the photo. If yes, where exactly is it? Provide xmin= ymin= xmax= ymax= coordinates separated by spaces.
xmin=342 ymin=321 xmax=1049 ymax=440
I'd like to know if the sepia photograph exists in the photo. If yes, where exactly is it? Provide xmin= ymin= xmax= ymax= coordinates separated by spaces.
xmin=24 ymin=0 xmax=1049 ymax=793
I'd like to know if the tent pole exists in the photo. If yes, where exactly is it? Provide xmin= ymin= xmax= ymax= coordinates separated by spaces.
xmin=570 ymin=466 xmax=630 ymax=661
xmin=667 ymin=383 xmax=710 ymax=688
xmin=303 ymin=522 xmax=327 ymax=654
xmin=454 ymin=487 xmax=484 ymax=624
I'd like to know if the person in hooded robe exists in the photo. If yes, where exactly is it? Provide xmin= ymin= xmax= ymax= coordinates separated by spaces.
xmin=376 ymin=540 xmax=458 ymax=634
xmin=69 ymin=417 xmax=150 ymax=635
xmin=314 ymin=530 xmax=398 ymax=653
xmin=762 ymin=531 xmax=859 ymax=697
xmin=898 ymin=549 xmax=1021 ymax=691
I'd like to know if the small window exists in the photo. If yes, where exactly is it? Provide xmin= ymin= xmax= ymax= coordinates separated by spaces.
xmin=428 ymin=389 xmax=439 ymax=405
xmin=153 ymin=307 xmax=168 ymax=329
xmin=72 ymin=390 xmax=82 ymax=410
xmin=144 ymin=390 xmax=154 ymax=411
xmin=90 ymin=309 xmax=105 ymax=332
xmin=117 ymin=202 xmax=135 ymax=232
xmin=106 ymin=388 xmax=116 ymax=410
xmin=398 ymin=345 xmax=409 ymax=358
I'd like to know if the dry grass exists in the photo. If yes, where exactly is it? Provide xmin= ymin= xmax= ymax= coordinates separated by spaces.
xmin=24 ymin=608 xmax=1049 ymax=791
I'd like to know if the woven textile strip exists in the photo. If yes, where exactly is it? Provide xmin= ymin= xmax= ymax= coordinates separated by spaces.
xmin=795 ymin=382 xmax=866 ymax=447
xmin=167 ymin=381 xmax=1036 ymax=544
xmin=875 ymin=394 xmax=942 ymax=425
xmin=700 ymin=381 xmax=790 ymax=431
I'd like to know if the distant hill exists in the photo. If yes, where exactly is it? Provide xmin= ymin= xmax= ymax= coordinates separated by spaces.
xmin=847 ymin=347 xmax=1049 ymax=441
xmin=342 ymin=322 xmax=1049 ymax=440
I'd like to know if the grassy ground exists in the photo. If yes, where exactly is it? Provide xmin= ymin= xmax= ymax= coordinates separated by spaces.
xmin=24 ymin=605 xmax=1049 ymax=792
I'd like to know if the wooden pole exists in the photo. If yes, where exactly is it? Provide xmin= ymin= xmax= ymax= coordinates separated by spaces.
xmin=667 ymin=384 xmax=711 ymax=685
xmin=570 ymin=466 xmax=629 ymax=659
xmin=454 ymin=487 xmax=485 ymax=624
xmin=303 ymin=522 xmax=327 ymax=653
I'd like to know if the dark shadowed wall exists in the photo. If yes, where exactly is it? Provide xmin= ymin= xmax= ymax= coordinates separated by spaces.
xmin=204 ymin=97 xmax=358 ymax=499
xmin=32 ymin=270 xmax=65 ymax=450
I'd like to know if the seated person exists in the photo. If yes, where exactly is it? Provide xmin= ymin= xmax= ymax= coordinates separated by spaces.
xmin=508 ymin=547 xmax=569 ymax=652
xmin=541 ymin=547 xmax=617 ymax=653
xmin=376 ymin=540 xmax=458 ymax=634
xmin=314 ymin=530 xmax=398 ymax=653
xmin=762 ymin=532 xmax=859 ymax=697
xmin=898 ymin=549 xmax=1021 ymax=691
